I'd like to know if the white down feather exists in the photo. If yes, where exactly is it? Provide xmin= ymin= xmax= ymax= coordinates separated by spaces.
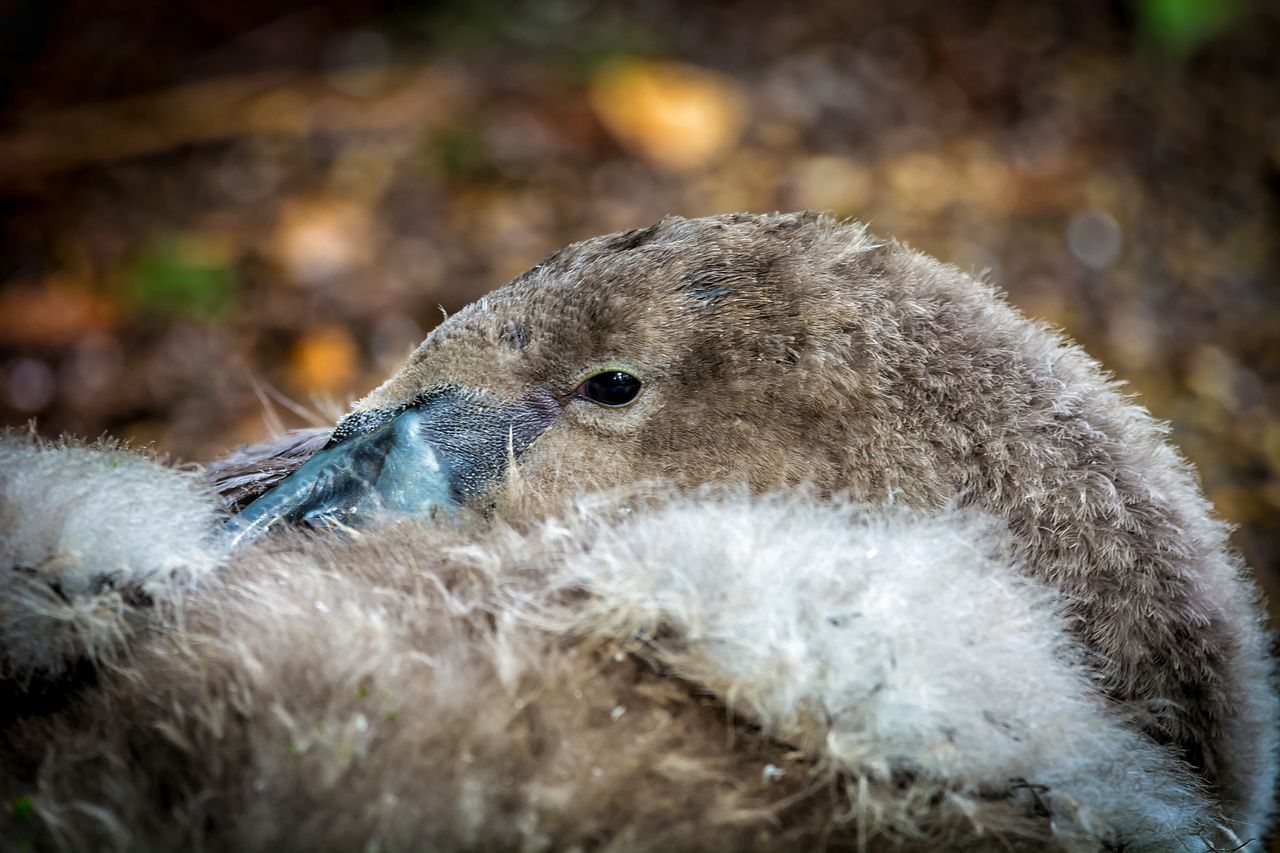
xmin=0 ymin=435 xmax=223 ymax=676
xmin=547 ymin=498 xmax=1218 ymax=849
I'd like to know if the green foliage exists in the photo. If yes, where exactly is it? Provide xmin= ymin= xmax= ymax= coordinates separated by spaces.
xmin=429 ymin=124 xmax=494 ymax=182
xmin=10 ymin=796 xmax=35 ymax=823
xmin=9 ymin=796 xmax=36 ymax=853
xmin=125 ymin=236 xmax=236 ymax=323
xmin=1133 ymin=0 xmax=1247 ymax=55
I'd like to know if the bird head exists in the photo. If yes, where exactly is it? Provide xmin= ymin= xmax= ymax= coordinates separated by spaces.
xmin=227 ymin=212 xmax=893 ymax=544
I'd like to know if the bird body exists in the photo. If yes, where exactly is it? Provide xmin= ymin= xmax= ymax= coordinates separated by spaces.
xmin=1 ymin=213 xmax=1274 ymax=850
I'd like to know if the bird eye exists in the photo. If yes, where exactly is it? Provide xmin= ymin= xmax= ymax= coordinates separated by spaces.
xmin=576 ymin=370 xmax=642 ymax=407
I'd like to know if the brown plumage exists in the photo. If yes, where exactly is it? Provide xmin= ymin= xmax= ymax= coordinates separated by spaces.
xmin=335 ymin=211 xmax=1275 ymax=828
xmin=2 ymin=212 xmax=1275 ymax=850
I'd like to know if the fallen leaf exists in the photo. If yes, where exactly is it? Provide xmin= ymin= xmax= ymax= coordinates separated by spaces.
xmin=0 ymin=280 xmax=117 ymax=347
xmin=287 ymin=326 xmax=360 ymax=395
xmin=590 ymin=59 xmax=747 ymax=172
xmin=275 ymin=197 xmax=375 ymax=287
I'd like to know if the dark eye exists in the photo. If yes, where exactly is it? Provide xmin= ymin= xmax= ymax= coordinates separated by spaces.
xmin=576 ymin=370 xmax=642 ymax=407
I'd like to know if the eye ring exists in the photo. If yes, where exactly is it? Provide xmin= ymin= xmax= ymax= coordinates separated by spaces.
xmin=574 ymin=370 xmax=642 ymax=408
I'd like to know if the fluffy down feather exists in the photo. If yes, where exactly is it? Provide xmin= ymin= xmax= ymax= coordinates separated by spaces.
xmin=0 ymin=439 xmax=1235 ymax=851
xmin=0 ymin=434 xmax=221 ymax=679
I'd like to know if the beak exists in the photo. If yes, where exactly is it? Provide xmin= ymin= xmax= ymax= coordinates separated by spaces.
xmin=224 ymin=386 xmax=553 ymax=549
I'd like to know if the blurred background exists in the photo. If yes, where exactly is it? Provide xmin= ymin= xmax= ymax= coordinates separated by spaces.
xmin=0 ymin=0 xmax=1278 ymax=614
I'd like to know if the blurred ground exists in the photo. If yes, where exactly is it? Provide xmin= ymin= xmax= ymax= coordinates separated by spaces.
xmin=1 ymin=0 xmax=1278 ymax=619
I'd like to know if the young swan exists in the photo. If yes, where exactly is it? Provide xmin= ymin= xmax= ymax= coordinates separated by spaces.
xmin=1 ymin=211 xmax=1274 ymax=849
xmin=282 ymin=212 xmax=1270 ymax=834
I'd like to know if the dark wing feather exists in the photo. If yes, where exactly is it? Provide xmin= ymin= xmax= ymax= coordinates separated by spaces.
xmin=204 ymin=428 xmax=331 ymax=510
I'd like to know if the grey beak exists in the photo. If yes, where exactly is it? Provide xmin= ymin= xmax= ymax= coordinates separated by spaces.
xmin=224 ymin=386 xmax=555 ymax=549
